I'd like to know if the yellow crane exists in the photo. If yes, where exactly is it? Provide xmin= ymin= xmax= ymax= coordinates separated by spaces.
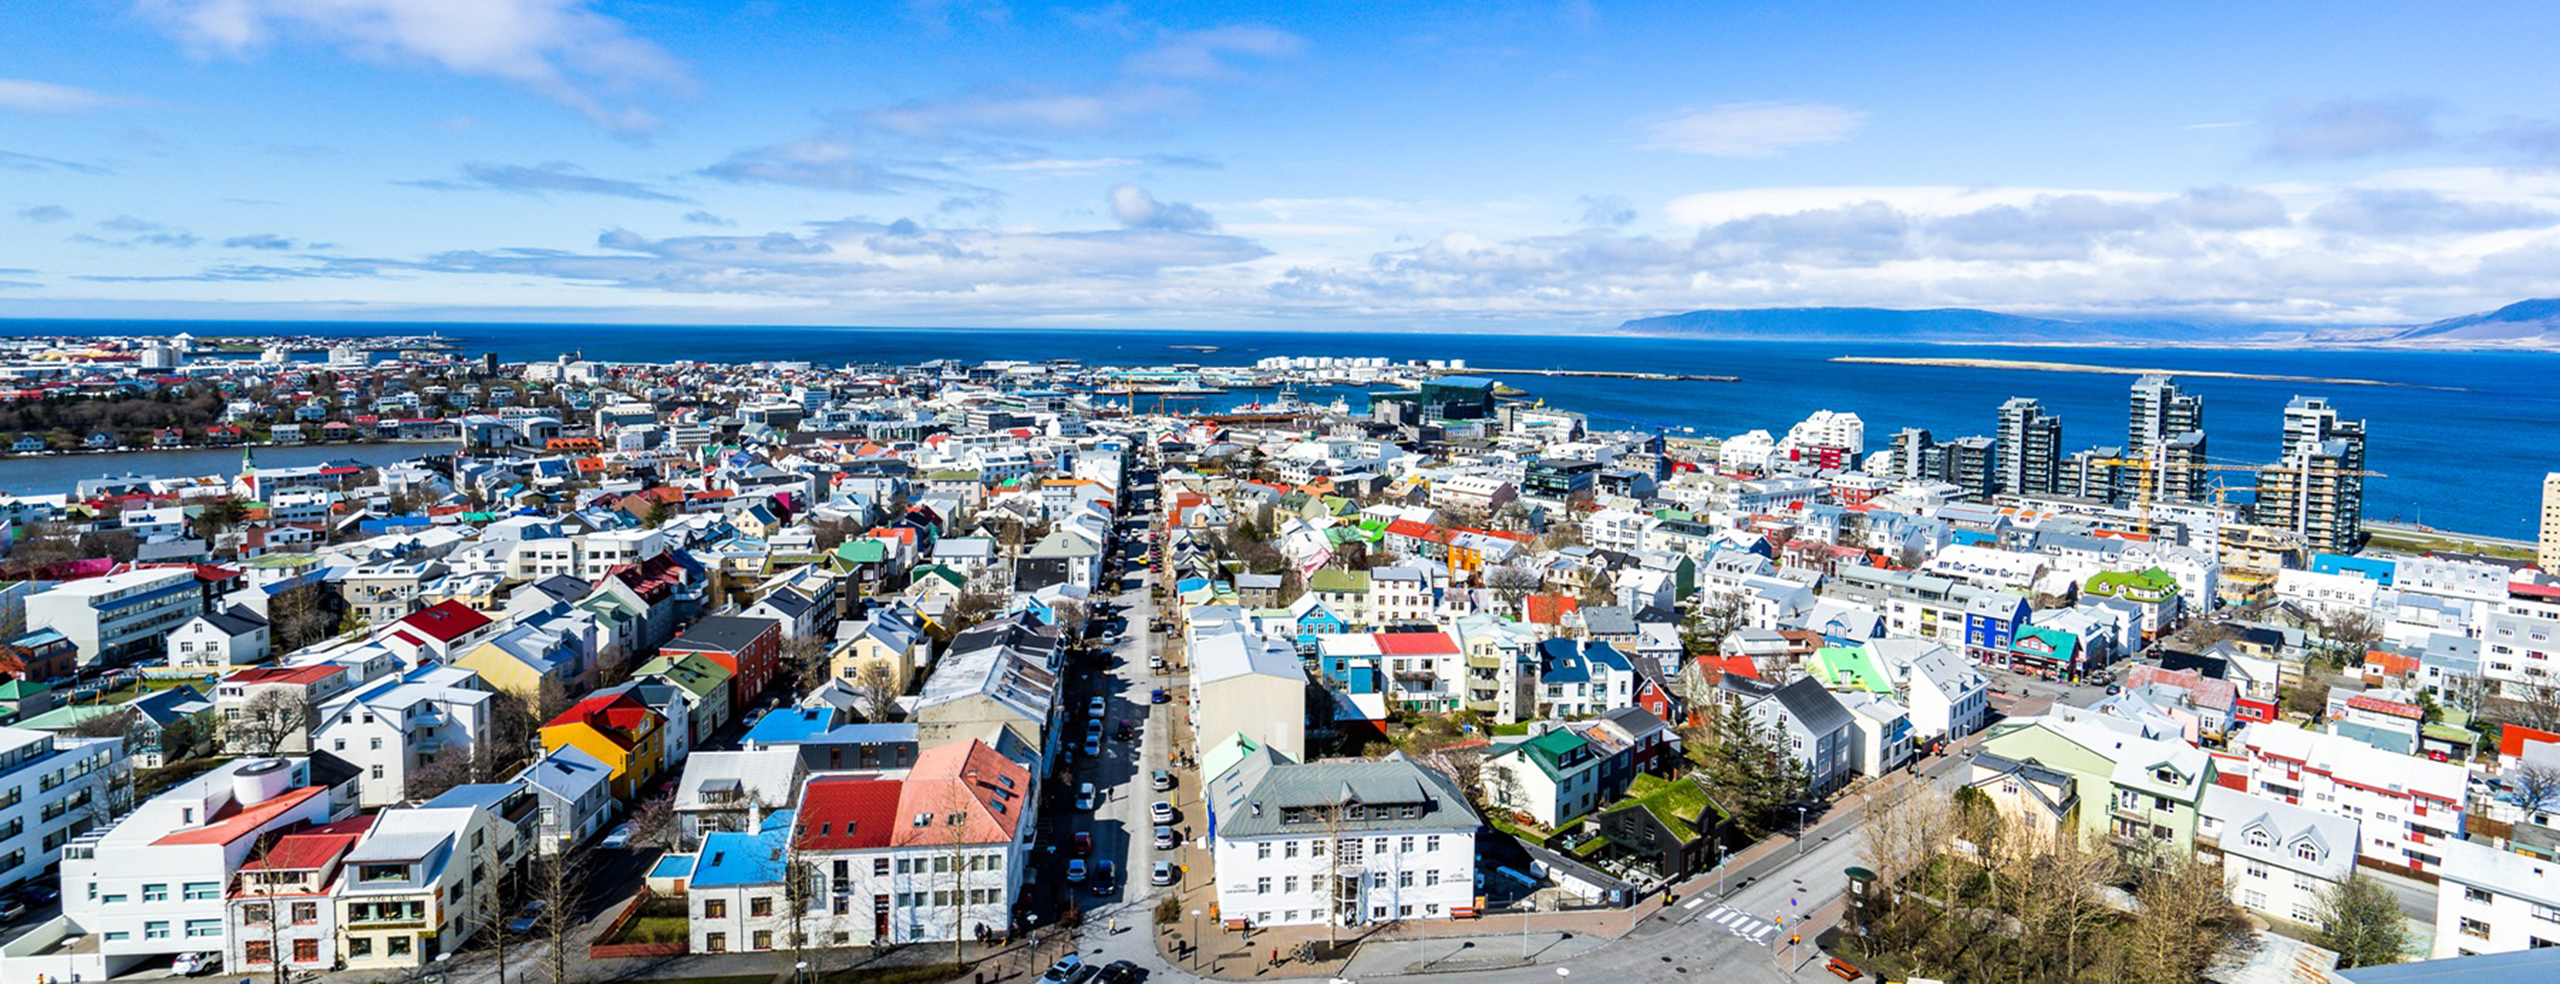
xmin=2093 ymin=455 xmax=2384 ymax=538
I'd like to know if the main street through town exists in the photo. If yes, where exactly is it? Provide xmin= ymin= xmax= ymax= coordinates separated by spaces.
xmin=1056 ymin=468 xmax=1961 ymax=984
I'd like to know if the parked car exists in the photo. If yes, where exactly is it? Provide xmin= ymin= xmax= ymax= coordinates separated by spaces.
xmin=1066 ymin=859 xmax=1088 ymax=883
xmin=1073 ymin=832 xmax=1094 ymax=855
xmin=0 ymin=898 xmax=24 ymax=922
xmin=602 ymin=821 xmax=634 ymax=850
xmin=1097 ymin=959 xmax=1143 ymax=983
xmin=1082 ymin=735 xmax=1103 ymax=759
xmin=1150 ymin=688 xmax=1169 ymax=704
xmin=1091 ymin=860 xmax=1115 ymax=894
xmin=1152 ymin=769 xmax=1174 ymax=791
xmin=1076 ymin=782 xmax=1098 ymax=811
xmin=1154 ymin=825 xmax=1178 ymax=849
xmin=506 ymin=899 xmax=548 ymax=934
xmin=1151 ymin=801 xmax=1176 ymax=824
xmin=1151 ymin=860 xmax=1178 ymax=886
xmin=18 ymin=884 xmax=57 ymax=906
xmin=174 ymin=951 xmax=221 ymax=976
xmin=1088 ymin=696 xmax=1107 ymax=717
xmin=1039 ymin=954 xmax=1085 ymax=983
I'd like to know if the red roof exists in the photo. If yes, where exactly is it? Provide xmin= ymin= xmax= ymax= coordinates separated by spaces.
xmin=1374 ymin=631 xmax=1459 ymax=656
xmin=154 ymin=786 xmax=326 ymax=846
xmin=794 ymin=777 xmax=902 ymax=850
xmin=224 ymin=665 xmax=346 ymax=687
xmin=1524 ymin=595 xmax=1578 ymax=625
xmin=1384 ymin=518 xmax=1446 ymax=541
xmin=2345 ymin=694 xmax=2423 ymax=720
xmin=546 ymin=692 xmax=659 ymax=750
xmin=2503 ymin=725 xmax=2560 ymax=758
xmin=240 ymin=816 xmax=373 ymax=873
xmin=1695 ymin=655 xmax=1759 ymax=681
xmin=397 ymin=600 xmax=493 ymax=642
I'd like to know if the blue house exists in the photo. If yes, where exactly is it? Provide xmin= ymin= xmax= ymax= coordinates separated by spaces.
xmin=2311 ymin=553 xmax=2396 ymax=586
xmin=1288 ymin=595 xmax=1348 ymax=649
xmin=1964 ymin=591 xmax=2033 ymax=664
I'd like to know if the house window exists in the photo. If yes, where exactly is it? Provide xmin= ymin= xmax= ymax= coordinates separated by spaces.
xmin=185 ymin=882 xmax=219 ymax=900
xmin=244 ymin=903 xmax=273 ymax=924
xmin=246 ymin=941 xmax=273 ymax=965
xmin=185 ymin=919 xmax=220 ymax=937
xmin=2467 ymin=887 xmax=2494 ymax=903
xmin=705 ymin=898 xmax=728 ymax=918
xmin=143 ymin=883 xmax=168 ymax=902
xmin=2295 ymin=843 xmax=2321 ymax=862
xmin=292 ymin=902 xmax=318 ymax=923
xmin=1257 ymin=878 xmax=1271 ymax=895
xmin=2245 ymin=863 xmax=2268 ymax=880
xmin=753 ymin=930 xmax=773 ymax=950
xmin=144 ymin=921 xmax=169 ymax=939
xmin=706 ymin=933 xmax=728 ymax=953
xmin=751 ymin=897 xmax=773 ymax=917
xmin=2462 ymin=917 xmax=2492 ymax=939
xmin=293 ymin=939 xmax=319 ymax=963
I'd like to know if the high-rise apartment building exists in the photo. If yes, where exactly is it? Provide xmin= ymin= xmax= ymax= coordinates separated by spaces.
xmin=1996 ymin=398 xmax=2062 ymax=496
xmin=2128 ymin=374 xmax=2205 ymax=454
xmin=2542 ymin=472 xmax=2560 ymax=572
xmin=2256 ymin=397 xmax=2368 ymax=553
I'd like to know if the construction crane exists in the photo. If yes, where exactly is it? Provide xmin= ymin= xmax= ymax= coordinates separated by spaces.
xmin=2094 ymin=455 xmax=2385 ymax=538
xmin=2092 ymin=455 xmax=2260 ymax=537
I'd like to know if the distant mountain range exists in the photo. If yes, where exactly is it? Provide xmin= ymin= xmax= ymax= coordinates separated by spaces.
xmin=1611 ymin=298 xmax=2560 ymax=348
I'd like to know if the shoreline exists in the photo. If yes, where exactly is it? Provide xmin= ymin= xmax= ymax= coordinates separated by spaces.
xmin=1826 ymin=355 xmax=2460 ymax=389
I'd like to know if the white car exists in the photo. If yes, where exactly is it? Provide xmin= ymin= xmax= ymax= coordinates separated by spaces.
xmin=1151 ymin=801 xmax=1176 ymax=824
xmin=174 ymin=951 xmax=220 ymax=976
xmin=1083 ymin=735 xmax=1102 ymax=759
xmin=602 ymin=821 xmax=634 ymax=850
xmin=1088 ymin=696 xmax=1107 ymax=717
xmin=1076 ymin=782 xmax=1097 ymax=811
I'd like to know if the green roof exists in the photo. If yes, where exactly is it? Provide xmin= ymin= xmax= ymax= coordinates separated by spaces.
xmin=1811 ymin=646 xmax=1893 ymax=694
xmin=1616 ymin=773 xmax=1717 ymax=841
xmin=2084 ymin=566 xmax=2179 ymax=598
xmin=18 ymin=704 xmax=120 ymax=731
xmin=1517 ymin=729 xmax=1588 ymax=777
xmin=1309 ymin=569 xmax=1370 ymax=593
xmin=835 ymin=539 xmax=888 ymax=563
xmin=635 ymin=652 xmax=732 ymax=699
xmin=925 ymin=469 xmax=981 ymax=481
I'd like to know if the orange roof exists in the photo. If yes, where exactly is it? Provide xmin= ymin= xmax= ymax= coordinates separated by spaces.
xmin=1524 ymin=595 xmax=1578 ymax=625
xmin=241 ymin=816 xmax=373 ymax=872
xmin=2503 ymin=725 xmax=2560 ymax=758
xmin=894 ymin=740 xmax=1031 ymax=846
xmin=154 ymin=786 xmax=326 ymax=846
xmin=2364 ymin=651 xmax=2421 ymax=677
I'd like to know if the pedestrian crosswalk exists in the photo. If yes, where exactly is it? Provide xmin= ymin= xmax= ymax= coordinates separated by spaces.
xmin=1697 ymin=903 xmax=1782 ymax=945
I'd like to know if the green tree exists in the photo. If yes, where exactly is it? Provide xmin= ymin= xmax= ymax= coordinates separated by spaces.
xmin=2315 ymin=875 xmax=2410 ymax=969
xmin=1696 ymin=694 xmax=1807 ymax=837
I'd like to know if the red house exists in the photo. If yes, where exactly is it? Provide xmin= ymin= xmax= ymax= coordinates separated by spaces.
xmin=660 ymin=615 xmax=782 ymax=710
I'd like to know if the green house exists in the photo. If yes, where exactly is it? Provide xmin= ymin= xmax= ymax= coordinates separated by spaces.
xmin=1970 ymin=716 xmax=2215 ymax=855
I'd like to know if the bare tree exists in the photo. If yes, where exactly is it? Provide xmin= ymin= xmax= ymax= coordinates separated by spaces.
xmin=2510 ymin=762 xmax=2560 ymax=813
xmin=238 ymin=830 xmax=291 ymax=984
xmin=1485 ymin=565 xmax=1540 ymax=616
xmin=405 ymin=746 xmax=476 ymax=803
xmin=532 ymin=843 xmax=588 ymax=984
xmin=627 ymin=789 xmax=677 ymax=851
xmin=852 ymin=660 xmax=901 ymax=723
xmin=2315 ymin=874 xmax=2410 ymax=969
xmin=225 ymin=689 xmax=308 ymax=756
xmin=2120 ymin=853 xmax=2245 ymax=984
xmin=785 ymin=634 xmax=833 ymax=695
xmin=2510 ymin=681 xmax=2560 ymax=733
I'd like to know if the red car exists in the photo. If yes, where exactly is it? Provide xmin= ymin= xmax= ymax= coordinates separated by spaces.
xmin=1073 ymin=832 xmax=1094 ymax=855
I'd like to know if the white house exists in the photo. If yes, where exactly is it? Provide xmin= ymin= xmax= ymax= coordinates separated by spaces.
xmin=168 ymin=606 xmax=273 ymax=671
xmin=2431 ymin=837 xmax=2560 ymax=958
xmin=2236 ymin=721 xmax=2467 ymax=875
xmin=2197 ymin=786 xmax=2359 ymax=926
xmin=1209 ymin=747 xmax=1478 ymax=928
xmin=311 ymin=665 xmax=496 ymax=807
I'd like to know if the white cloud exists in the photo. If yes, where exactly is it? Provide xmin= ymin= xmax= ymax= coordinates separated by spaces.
xmin=1640 ymin=101 xmax=1867 ymax=158
xmin=0 ymin=78 xmax=131 ymax=113
xmin=134 ymin=0 xmax=688 ymax=132
xmin=1108 ymin=184 xmax=1216 ymax=232
xmin=1121 ymin=24 xmax=1304 ymax=79
xmin=2258 ymin=96 xmax=2441 ymax=162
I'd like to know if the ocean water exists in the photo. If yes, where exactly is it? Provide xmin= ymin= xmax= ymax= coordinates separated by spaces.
xmin=6 ymin=319 xmax=2555 ymax=538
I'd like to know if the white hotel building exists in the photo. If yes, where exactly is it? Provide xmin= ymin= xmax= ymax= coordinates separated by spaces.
xmin=1208 ymin=747 xmax=1478 ymax=928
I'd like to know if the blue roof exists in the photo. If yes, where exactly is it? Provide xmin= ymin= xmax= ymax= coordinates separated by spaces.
xmin=744 ymin=706 xmax=838 ymax=746
xmin=816 ymin=722 xmax=920 ymax=743
xmin=420 ymin=784 xmax=519 ymax=812
xmin=688 ymin=809 xmax=797 ymax=889
xmin=650 ymin=854 xmax=698 ymax=879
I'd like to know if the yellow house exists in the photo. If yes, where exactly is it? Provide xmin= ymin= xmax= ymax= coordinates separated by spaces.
xmin=829 ymin=606 xmax=930 ymax=694
xmin=450 ymin=621 xmax=589 ymax=706
xmin=540 ymin=692 xmax=665 ymax=800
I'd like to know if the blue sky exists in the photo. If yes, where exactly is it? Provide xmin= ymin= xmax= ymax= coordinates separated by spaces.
xmin=6 ymin=0 xmax=2560 ymax=329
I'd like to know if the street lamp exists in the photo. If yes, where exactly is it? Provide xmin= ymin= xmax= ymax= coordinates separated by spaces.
xmin=795 ymin=961 xmax=808 ymax=984
xmin=431 ymin=952 xmax=451 ymax=984
xmin=1191 ymin=908 xmax=1203 ymax=972
xmin=1795 ymin=805 xmax=1808 ymax=856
